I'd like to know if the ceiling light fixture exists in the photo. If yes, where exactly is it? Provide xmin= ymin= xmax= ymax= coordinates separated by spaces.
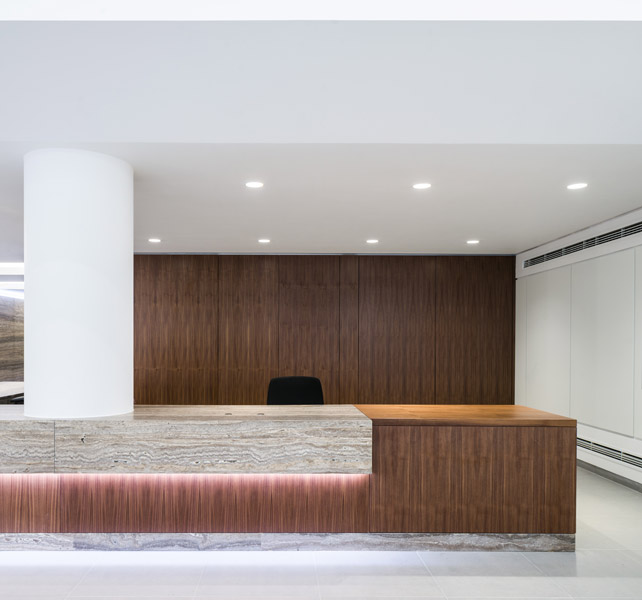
xmin=366 ymin=239 xmax=379 ymax=244
xmin=412 ymin=183 xmax=432 ymax=190
xmin=148 ymin=238 xmax=161 ymax=243
xmin=467 ymin=240 xmax=480 ymax=245
xmin=246 ymin=181 xmax=264 ymax=189
xmin=567 ymin=183 xmax=588 ymax=190
xmin=258 ymin=239 xmax=270 ymax=243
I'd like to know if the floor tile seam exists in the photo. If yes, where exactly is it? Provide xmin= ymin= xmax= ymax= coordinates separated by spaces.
xmin=520 ymin=550 xmax=553 ymax=577
xmin=191 ymin=561 xmax=207 ymax=600
xmin=606 ymin=547 xmax=642 ymax=570
xmin=431 ymin=574 xmax=575 ymax=600
xmin=311 ymin=550 xmax=322 ymax=600
xmin=416 ymin=550 xmax=448 ymax=599
xmin=63 ymin=562 xmax=95 ymax=600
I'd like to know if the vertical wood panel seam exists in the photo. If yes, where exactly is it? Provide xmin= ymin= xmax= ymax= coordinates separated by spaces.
xmin=216 ymin=256 xmax=220 ymax=404
xmin=357 ymin=257 xmax=360 ymax=405
xmin=277 ymin=257 xmax=280 ymax=379
xmin=339 ymin=257 xmax=342 ymax=403
xmin=434 ymin=259 xmax=437 ymax=404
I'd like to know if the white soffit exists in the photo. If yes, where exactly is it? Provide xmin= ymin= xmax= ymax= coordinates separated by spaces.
xmin=2 ymin=143 xmax=642 ymax=258
xmin=1 ymin=0 xmax=642 ymax=21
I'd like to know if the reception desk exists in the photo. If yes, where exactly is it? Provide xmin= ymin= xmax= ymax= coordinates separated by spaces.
xmin=0 ymin=404 xmax=576 ymax=551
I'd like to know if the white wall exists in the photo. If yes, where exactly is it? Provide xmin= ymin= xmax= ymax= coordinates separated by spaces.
xmin=522 ymin=266 xmax=572 ymax=417
xmin=516 ymin=234 xmax=642 ymax=484
xmin=570 ymin=250 xmax=635 ymax=436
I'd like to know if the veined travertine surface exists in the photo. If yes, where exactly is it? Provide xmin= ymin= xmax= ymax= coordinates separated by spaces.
xmin=0 ymin=532 xmax=574 ymax=552
xmin=0 ymin=420 xmax=54 ymax=473
xmin=0 ymin=405 xmax=372 ymax=474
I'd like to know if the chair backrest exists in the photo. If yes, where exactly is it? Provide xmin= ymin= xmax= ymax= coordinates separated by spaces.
xmin=267 ymin=376 xmax=324 ymax=405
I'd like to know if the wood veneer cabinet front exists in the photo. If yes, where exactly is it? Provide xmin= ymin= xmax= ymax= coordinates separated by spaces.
xmin=59 ymin=474 xmax=369 ymax=533
xmin=370 ymin=424 xmax=576 ymax=533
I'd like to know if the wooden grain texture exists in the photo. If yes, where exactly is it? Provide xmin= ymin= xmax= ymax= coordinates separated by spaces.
xmin=0 ymin=475 xmax=59 ymax=532
xmin=355 ymin=404 xmax=577 ymax=427
xmin=370 ymin=424 xmax=576 ymax=533
xmin=134 ymin=255 xmax=219 ymax=404
xmin=218 ymin=256 xmax=278 ymax=404
xmin=278 ymin=256 xmax=341 ymax=404
xmin=133 ymin=255 xmax=515 ymax=405
xmin=58 ymin=474 xmax=369 ymax=533
xmin=435 ymin=256 xmax=515 ymax=404
xmin=358 ymin=256 xmax=436 ymax=404
xmin=339 ymin=256 xmax=359 ymax=405
xmin=0 ymin=295 xmax=24 ymax=381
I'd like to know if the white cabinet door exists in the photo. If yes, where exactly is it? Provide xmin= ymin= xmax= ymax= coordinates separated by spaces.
xmin=571 ymin=249 xmax=635 ymax=436
xmin=525 ymin=266 xmax=572 ymax=416
xmin=634 ymin=247 xmax=642 ymax=440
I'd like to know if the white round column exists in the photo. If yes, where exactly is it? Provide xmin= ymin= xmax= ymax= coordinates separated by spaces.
xmin=24 ymin=149 xmax=133 ymax=418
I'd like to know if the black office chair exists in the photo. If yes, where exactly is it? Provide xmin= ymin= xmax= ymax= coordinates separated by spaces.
xmin=267 ymin=376 xmax=324 ymax=405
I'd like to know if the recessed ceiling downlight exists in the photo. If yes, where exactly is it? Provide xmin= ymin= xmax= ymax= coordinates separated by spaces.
xmin=366 ymin=239 xmax=379 ymax=244
xmin=148 ymin=238 xmax=161 ymax=243
xmin=258 ymin=239 xmax=270 ymax=244
xmin=246 ymin=181 xmax=264 ymax=189
xmin=412 ymin=183 xmax=432 ymax=190
xmin=467 ymin=240 xmax=480 ymax=245
xmin=567 ymin=182 xmax=588 ymax=190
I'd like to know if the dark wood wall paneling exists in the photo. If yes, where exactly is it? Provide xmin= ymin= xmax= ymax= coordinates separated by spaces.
xmin=135 ymin=255 xmax=219 ymax=404
xmin=358 ymin=257 xmax=436 ymax=404
xmin=278 ymin=256 xmax=341 ymax=404
xmin=435 ymin=257 xmax=515 ymax=404
xmin=134 ymin=255 xmax=515 ymax=405
xmin=218 ymin=256 xmax=279 ymax=404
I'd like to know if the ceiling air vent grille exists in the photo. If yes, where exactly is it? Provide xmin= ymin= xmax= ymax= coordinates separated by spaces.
xmin=524 ymin=220 xmax=642 ymax=268
xmin=577 ymin=437 xmax=642 ymax=470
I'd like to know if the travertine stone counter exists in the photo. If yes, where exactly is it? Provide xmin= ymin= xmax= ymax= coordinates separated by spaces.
xmin=0 ymin=406 xmax=54 ymax=472
xmin=0 ymin=405 xmax=372 ymax=474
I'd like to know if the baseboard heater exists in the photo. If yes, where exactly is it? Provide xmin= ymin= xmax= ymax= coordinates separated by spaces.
xmin=577 ymin=438 xmax=642 ymax=470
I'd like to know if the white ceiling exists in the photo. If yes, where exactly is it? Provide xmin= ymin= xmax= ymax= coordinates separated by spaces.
xmin=2 ymin=142 xmax=642 ymax=258
xmin=0 ymin=21 xmax=641 ymax=260
xmin=1 ymin=21 xmax=641 ymax=144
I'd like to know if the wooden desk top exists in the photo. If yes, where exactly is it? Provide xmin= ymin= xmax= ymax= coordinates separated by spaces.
xmin=355 ymin=404 xmax=576 ymax=427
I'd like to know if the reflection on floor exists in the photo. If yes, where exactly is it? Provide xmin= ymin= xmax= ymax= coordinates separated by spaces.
xmin=0 ymin=467 xmax=641 ymax=599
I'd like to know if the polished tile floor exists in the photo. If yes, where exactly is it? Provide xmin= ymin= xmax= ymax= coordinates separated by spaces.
xmin=1 ymin=467 xmax=641 ymax=599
